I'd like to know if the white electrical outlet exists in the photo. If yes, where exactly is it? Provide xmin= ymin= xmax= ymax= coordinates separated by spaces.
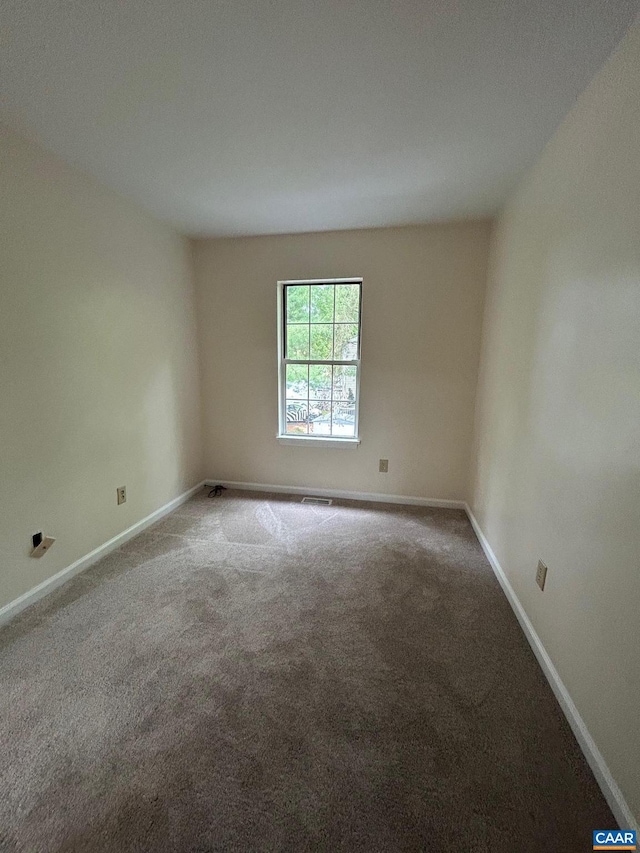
xmin=536 ymin=560 xmax=548 ymax=591
xmin=117 ymin=486 xmax=127 ymax=505
xmin=31 ymin=536 xmax=56 ymax=558
xmin=379 ymin=459 xmax=389 ymax=473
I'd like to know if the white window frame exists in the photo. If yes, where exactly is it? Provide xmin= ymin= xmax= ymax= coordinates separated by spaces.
xmin=277 ymin=278 xmax=362 ymax=448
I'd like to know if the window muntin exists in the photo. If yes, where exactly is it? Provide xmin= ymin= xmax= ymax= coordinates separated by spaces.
xmin=279 ymin=279 xmax=362 ymax=440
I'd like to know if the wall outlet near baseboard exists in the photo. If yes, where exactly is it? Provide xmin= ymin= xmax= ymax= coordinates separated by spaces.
xmin=117 ymin=486 xmax=127 ymax=505
xmin=379 ymin=459 xmax=389 ymax=473
xmin=31 ymin=535 xmax=56 ymax=558
xmin=536 ymin=559 xmax=548 ymax=591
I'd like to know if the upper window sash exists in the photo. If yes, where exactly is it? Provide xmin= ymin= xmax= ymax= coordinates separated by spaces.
xmin=281 ymin=280 xmax=362 ymax=362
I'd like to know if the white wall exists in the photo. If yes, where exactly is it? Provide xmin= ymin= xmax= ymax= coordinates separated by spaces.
xmin=470 ymin=21 xmax=640 ymax=825
xmin=193 ymin=223 xmax=490 ymax=500
xmin=0 ymin=127 xmax=203 ymax=611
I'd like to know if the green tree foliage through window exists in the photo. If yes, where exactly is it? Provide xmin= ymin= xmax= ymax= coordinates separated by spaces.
xmin=282 ymin=281 xmax=361 ymax=438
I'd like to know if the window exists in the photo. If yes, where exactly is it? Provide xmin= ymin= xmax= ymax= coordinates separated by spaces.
xmin=277 ymin=279 xmax=362 ymax=445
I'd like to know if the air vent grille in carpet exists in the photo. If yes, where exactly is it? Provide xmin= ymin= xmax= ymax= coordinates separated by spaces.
xmin=301 ymin=496 xmax=332 ymax=505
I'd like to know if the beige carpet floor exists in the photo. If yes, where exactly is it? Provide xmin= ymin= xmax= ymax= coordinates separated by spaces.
xmin=0 ymin=489 xmax=613 ymax=851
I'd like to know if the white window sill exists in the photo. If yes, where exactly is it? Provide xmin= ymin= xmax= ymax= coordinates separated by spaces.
xmin=277 ymin=435 xmax=360 ymax=449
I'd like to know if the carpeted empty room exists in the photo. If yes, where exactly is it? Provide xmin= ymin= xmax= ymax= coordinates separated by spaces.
xmin=0 ymin=491 xmax=613 ymax=851
xmin=2 ymin=2 xmax=640 ymax=851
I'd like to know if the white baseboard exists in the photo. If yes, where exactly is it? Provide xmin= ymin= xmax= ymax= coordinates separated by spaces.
xmin=205 ymin=479 xmax=465 ymax=510
xmin=0 ymin=481 xmax=207 ymax=628
xmin=464 ymin=503 xmax=637 ymax=832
